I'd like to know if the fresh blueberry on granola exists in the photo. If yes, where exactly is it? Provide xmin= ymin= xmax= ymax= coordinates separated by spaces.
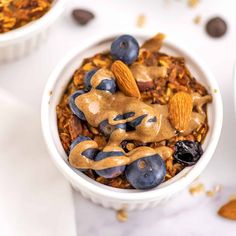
xmin=111 ymin=35 xmax=139 ymax=65
xmin=84 ymin=69 xmax=98 ymax=91
xmin=96 ymin=79 xmax=117 ymax=94
xmin=70 ymin=136 xmax=98 ymax=171
xmin=69 ymin=90 xmax=86 ymax=120
xmin=57 ymin=33 xmax=212 ymax=190
xmin=125 ymin=155 xmax=166 ymax=190
xmin=99 ymin=119 xmax=126 ymax=137
xmin=95 ymin=151 xmax=126 ymax=178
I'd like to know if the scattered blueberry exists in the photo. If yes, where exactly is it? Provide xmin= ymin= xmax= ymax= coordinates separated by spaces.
xmin=95 ymin=151 xmax=126 ymax=178
xmin=99 ymin=115 xmax=126 ymax=136
xmin=69 ymin=90 xmax=86 ymax=120
xmin=96 ymin=79 xmax=116 ymax=94
xmin=84 ymin=69 xmax=98 ymax=91
xmin=111 ymin=35 xmax=139 ymax=65
xmin=70 ymin=136 xmax=98 ymax=171
xmin=173 ymin=140 xmax=203 ymax=166
xmin=125 ymin=154 xmax=166 ymax=190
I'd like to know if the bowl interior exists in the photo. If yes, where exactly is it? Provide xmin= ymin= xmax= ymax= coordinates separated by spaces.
xmin=42 ymin=34 xmax=222 ymax=199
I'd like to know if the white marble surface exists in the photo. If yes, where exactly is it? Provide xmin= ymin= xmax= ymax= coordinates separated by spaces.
xmin=1 ymin=0 xmax=236 ymax=235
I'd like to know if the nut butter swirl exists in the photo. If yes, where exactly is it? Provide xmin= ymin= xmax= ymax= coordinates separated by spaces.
xmin=69 ymin=141 xmax=173 ymax=170
xmin=69 ymin=68 xmax=212 ymax=170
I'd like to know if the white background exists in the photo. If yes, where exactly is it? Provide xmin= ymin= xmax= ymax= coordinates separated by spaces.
xmin=1 ymin=0 xmax=236 ymax=235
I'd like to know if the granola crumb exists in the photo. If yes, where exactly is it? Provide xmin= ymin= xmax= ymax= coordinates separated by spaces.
xmin=116 ymin=209 xmax=128 ymax=222
xmin=136 ymin=14 xmax=146 ymax=28
xmin=193 ymin=15 xmax=202 ymax=25
xmin=188 ymin=0 xmax=200 ymax=8
xmin=189 ymin=182 xmax=205 ymax=196
xmin=206 ymin=184 xmax=222 ymax=197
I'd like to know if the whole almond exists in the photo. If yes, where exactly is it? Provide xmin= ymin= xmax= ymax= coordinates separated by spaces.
xmin=169 ymin=92 xmax=193 ymax=131
xmin=111 ymin=60 xmax=141 ymax=98
xmin=218 ymin=199 xmax=236 ymax=220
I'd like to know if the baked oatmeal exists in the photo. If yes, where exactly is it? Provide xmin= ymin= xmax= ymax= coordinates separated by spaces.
xmin=57 ymin=33 xmax=212 ymax=190
xmin=0 ymin=0 xmax=53 ymax=33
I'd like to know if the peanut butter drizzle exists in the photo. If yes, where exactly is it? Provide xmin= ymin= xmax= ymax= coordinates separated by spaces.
xmin=69 ymin=68 xmax=211 ymax=170
xmin=69 ymin=140 xmax=168 ymax=170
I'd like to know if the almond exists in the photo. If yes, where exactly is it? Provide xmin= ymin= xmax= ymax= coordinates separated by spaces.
xmin=218 ymin=199 xmax=236 ymax=220
xmin=169 ymin=92 xmax=193 ymax=131
xmin=111 ymin=60 xmax=141 ymax=98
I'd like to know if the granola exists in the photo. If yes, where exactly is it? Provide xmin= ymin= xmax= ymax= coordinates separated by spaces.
xmin=0 ymin=0 xmax=53 ymax=33
xmin=57 ymin=34 xmax=211 ymax=189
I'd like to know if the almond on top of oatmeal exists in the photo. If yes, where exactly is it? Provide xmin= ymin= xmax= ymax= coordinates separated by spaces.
xmin=0 ymin=0 xmax=53 ymax=33
xmin=57 ymin=33 xmax=212 ymax=190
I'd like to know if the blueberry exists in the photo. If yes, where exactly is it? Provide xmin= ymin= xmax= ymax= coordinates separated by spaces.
xmin=84 ymin=69 xmax=98 ymax=91
xmin=99 ymin=115 xmax=126 ymax=136
xmin=111 ymin=35 xmax=139 ymax=65
xmin=125 ymin=154 xmax=166 ymax=190
xmin=123 ymin=112 xmax=135 ymax=119
xmin=70 ymin=135 xmax=90 ymax=151
xmin=69 ymin=90 xmax=86 ymax=120
xmin=96 ymin=79 xmax=116 ymax=94
xmin=173 ymin=140 xmax=203 ymax=166
xmin=127 ymin=114 xmax=147 ymax=128
xmin=70 ymin=135 xmax=98 ymax=161
xmin=95 ymin=151 xmax=126 ymax=178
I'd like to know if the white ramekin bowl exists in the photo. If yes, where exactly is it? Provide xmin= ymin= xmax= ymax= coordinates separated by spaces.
xmin=0 ymin=0 xmax=67 ymax=63
xmin=41 ymin=31 xmax=223 ymax=211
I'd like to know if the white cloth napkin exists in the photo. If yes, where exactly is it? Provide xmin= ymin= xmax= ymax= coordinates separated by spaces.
xmin=0 ymin=89 xmax=76 ymax=236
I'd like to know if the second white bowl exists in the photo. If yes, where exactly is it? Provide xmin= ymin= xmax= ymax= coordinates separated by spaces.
xmin=0 ymin=0 xmax=67 ymax=63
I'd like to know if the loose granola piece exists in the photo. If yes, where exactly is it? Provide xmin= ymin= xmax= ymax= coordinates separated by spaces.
xmin=136 ymin=14 xmax=146 ymax=28
xmin=189 ymin=182 xmax=205 ymax=196
xmin=193 ymin=15 xmax=201 ymax=25
xmin=206 ymin=184 xmax=222 ymax=197
xmin=116 ymin=209 xmax=128 ymax=222
xmin=187 ymin=0 xmax=200 ymax=8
